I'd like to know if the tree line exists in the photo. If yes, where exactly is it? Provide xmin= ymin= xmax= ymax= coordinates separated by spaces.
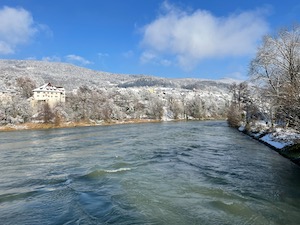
xmin=228 ymin=26 xmax=300 ymax=131
xmin=0 ymin=78 xmax=229 ymax=126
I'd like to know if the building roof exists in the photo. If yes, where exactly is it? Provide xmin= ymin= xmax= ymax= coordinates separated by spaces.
xmin=33 ymin=83 xmax=65 ymax=92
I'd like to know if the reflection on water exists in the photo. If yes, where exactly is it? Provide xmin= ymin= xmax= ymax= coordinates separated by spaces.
xmin=0 ymin=121 xmax=300 ymax=225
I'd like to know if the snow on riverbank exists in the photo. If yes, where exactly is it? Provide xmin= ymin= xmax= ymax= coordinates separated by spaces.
xmin=239 ymin=122 xmax=300 ymax=150
xmin=260 ymin=133 xmax=291 ymax=149
xmin=263 ymin=128 xmax=300 ymax=149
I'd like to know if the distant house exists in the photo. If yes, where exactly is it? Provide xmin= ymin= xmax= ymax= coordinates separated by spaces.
xmin=30 ymin=83 xmax=65 ymax=108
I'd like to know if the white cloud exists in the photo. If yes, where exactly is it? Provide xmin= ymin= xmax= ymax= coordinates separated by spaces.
xmin=0 ymin=6 xmax=38 ymax=54
xmin=0 ymin=41 xmax=13 ymax=54
xmin=26 ymin=56 xmax=37 ymax=60
xmin=98 ymin=52 xmax=109 ymax=58
xmin=160 ymin=59 xmax=172 ymax=66
xmin=140 ymin=51 xmax=172 ymax=67
xmin=122 ymin=50 xmax=134 ymax=58
xmin=65 ymin=54 xmax=92 ymax=65
xmin=42 ymin=56 xmax=61 ymax=62
xmin=140 ymin=51 xmax=157 ymax=64
xmin=141 ymin=2 xmax=270 ymax=70
xmin=41 ymin=55 xmax=92 ymax=66
xmin=225 ymin=72 xmax=248 ymax=81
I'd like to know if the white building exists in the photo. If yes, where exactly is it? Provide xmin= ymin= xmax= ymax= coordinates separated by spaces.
xmin=31 ymin=83 xmax=65 ymax=108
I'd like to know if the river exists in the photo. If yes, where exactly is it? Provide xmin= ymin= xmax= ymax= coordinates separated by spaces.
xmin=0 ymin=121 xmax=300 ymax=225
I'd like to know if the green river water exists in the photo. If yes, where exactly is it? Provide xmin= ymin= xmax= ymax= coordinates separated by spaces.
xmin=0 ymin=121 xmax=300 ymax=224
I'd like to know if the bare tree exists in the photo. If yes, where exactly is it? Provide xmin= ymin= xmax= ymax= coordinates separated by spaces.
xmin=42 ymin=103 xmax=54 ymax=123
xmin=249 ymin=25 xmax=300 ymax=128
xmin=16 ymin=77 xmax=36 ymax=98
xmin=227 ymin=103 xmax=243 ymax=128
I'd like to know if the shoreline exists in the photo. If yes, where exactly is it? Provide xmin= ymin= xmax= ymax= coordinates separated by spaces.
xmin=239 ymin=126 xmax=300 ymax=166
xmin=0 ymin=119 xmax=162 ymax=132
xmin=0 ymin=118 xmax=226 ymax=132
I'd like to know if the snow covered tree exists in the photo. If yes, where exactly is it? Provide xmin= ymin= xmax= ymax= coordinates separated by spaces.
xmin=0 ymin=95 xmax=32 ymax=124
xmin=185 ymin=96 xmax=205 ymax=119
xmin=147 ymin=97 xmax=164 ymax=120
xmin=250 ymin=25 xmax=300 ymax=128
xmin=168 ymin=96 xmax=184 ymax=119
xmin=229 ymin=82 xmax=250 ymax=111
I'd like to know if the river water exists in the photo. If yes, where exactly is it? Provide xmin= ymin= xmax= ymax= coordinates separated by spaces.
xmin=0 ymin=121 xmax=300 ymax=225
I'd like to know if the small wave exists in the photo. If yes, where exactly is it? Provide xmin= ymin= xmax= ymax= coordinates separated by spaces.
xmin=179 ymin=152 xmax=191 ymax=157
xmin=81 ymin=168 xmax=132 ymax=179
xmin=104 ymin=168 xmax=131 ymax=173
xmin=0 ymin=191 xmax=39 ymax=203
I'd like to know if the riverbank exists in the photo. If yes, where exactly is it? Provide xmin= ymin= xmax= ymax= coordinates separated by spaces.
xmin=238 ymin=122 xmax=300 ymax=166
xmin=0 ymin=119 xmax=164 ymax=132
xmin=0 ymin=117 xmax=227 ymax=132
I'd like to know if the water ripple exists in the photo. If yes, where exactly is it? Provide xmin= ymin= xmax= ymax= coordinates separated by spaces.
xmin=1 ymin=121 xmax=300 ymax=225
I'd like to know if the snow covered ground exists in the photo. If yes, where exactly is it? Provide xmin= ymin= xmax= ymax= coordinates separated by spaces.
xmin=260 ymin=134 xmax=292 ymax=149
xmin=261 ymin=128 xmax=300 ymax=149
xmin=239 ymin=122 xmax=300 ymax=150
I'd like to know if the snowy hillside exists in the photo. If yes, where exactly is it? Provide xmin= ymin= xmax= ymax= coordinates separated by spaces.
xmin=0 ymin=59 xmax=235 ymax=125
xmin=0 ymin=60 xmax=235 ymax=91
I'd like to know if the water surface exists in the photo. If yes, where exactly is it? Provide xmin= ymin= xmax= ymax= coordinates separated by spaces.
xmin=0 ymin=121 xmax=300 ymax=224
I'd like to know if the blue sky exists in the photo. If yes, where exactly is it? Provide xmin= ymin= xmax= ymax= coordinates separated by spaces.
xmin=0 ymin=0 xmax=300 ymax=80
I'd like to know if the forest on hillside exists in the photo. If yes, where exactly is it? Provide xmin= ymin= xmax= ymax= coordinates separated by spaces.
xmin=0 ymin=76 xmax=230 ymax=126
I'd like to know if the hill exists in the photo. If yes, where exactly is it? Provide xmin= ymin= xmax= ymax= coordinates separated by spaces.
xmin=0 ymin=59 xmax=238 ymax=128
xmin=0 ymin=60 xmax=238 ymax=91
